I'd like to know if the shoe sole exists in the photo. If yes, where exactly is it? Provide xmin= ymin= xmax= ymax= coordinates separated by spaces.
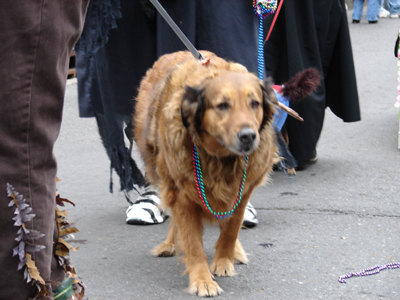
xmin=242 ymin=220 xmax=258 ymax=228
xmin=126 ymin=214 xmax=168 ymax=225
xmin=126 ymin=219 xmax=160 ymax=225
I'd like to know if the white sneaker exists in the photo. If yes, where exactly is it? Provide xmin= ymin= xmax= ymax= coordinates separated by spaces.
xmin=390 ymin=14 xmax=399 ymax=19
xmin=126 ymin=191 xmax=165 ymax=225
xmin=242 ymin=202 xmax=258 ymax=228
xmin=378 ymin=9 xmax=390 ymax=18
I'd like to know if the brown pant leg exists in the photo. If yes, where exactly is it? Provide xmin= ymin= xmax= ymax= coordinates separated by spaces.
xmin=0 ymin=1 xmax=88 ymax=299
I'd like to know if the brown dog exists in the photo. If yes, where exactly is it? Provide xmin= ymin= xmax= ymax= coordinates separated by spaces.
xmin=134 ymin=51 xmax=298 ymax=297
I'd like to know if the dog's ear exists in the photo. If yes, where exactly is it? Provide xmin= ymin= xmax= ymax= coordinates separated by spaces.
xmin=181 ymin=86 xmax=205 ymax=132
xmin=260 ymin=77 xmax=277 ymax=131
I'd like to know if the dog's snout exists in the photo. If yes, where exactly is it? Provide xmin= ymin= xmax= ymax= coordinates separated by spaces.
xmin=238 ymin=127 xmax=256 ymax=145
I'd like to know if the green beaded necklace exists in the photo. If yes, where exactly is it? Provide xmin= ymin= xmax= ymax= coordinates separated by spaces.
xmin=191 ymin=140 xmax=249 ymax=219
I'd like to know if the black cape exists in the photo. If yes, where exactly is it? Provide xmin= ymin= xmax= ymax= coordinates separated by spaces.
xmin=264 ymin=0 xmax=360 ymax=167
xmin=76 ymin=0 xmax=158 ymax=194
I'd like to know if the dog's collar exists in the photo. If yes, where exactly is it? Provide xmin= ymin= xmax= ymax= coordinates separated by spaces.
xmin=200 ymin=58 xmax=211 ymax=66
xmin=191 ymin=136 xmax=248 ymax=219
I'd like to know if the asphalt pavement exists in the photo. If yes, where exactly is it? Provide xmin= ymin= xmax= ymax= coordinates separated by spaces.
xmin=55 ymin=10 xmax=400 ymax=300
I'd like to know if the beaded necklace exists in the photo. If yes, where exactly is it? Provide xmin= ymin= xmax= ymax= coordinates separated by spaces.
xmin=191 ymin=140 xmax=249 ymax=219
xmin=253 ymin=0 xmax=278 ymax=80
xmin=338 ymin=262 xmax=400 ymax=283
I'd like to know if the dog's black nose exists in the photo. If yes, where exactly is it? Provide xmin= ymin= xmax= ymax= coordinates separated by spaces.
xmin=238 ymin=127 xmax=256 ymax=145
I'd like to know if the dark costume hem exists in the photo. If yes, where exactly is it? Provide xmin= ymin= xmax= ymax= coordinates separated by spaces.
xmin=6 ymin=184 xmax=86 ymax=300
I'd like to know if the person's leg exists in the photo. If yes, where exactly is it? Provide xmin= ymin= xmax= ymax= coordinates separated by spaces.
xmin=386 ymin=0 xmax=400 ymax=15
xmin=0 ymin=1 xmax=87 ymax=299
xmin=378 ymin=0 xmax=391 ymax=17
xmin=352 ymin=0 xmax=365 ymax=21
xmin=366 ymin=0 xmax=381 ymax=21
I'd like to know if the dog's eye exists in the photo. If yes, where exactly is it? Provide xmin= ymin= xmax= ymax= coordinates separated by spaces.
xmin=216 ymin=102 xmax=230 ymax=111
xmin=250 ymin=100 xmax=260 ymax=109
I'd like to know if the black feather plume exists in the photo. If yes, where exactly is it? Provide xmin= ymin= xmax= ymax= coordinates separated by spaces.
xmin=282 ymin=68 xmax=322 ymax=102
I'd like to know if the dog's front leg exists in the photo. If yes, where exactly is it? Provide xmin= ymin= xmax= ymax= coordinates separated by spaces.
xmin=210 ymin=194 xmax=251 ymax=277
xmin=172 ymin=198 xmax=223 ymax=297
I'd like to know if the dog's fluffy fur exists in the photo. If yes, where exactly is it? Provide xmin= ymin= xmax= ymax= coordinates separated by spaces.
xmin=134 ymin=51 xmax=280 ymax=297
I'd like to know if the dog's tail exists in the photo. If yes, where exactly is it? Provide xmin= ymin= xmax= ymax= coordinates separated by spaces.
xmin=281 ymin=68 xmax=322 ymax=102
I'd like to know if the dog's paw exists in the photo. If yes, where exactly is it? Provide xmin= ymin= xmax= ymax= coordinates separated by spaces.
xmin=151 ymin=243 xmax=175 ymax=257
xmin=286 ymin=168 xmax=296 ymax=176
xmin=188 ymin=278 xmax=223 ymax=297
xmin=210 ymin=258 xmax=235 ymax=277
xmin=234 ymin=240 xmax=248 ymax=264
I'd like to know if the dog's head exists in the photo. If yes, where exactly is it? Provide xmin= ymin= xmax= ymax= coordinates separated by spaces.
xmin=181 ymin=71 xmax=276 ymax=157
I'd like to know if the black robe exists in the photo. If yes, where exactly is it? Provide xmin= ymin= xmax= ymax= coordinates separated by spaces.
xmin=264 ymin=0 xmax=360 ymax=167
